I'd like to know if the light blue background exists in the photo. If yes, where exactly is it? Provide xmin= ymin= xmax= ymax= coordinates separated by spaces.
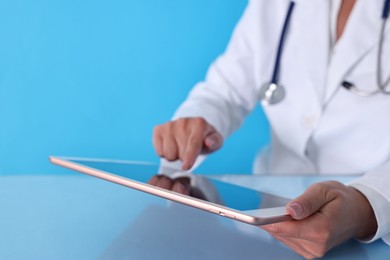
xmin=0 ymin=0 xmax=270 ymax=175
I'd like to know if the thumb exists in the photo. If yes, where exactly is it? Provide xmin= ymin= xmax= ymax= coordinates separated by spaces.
xmin=203 ymin=131 xmax=223 ymax=153
xmin=286 ymin=183 xmax=332 ymax=220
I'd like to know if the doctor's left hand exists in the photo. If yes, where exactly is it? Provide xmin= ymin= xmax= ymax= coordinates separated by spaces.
xmin=260 ymin=181 xmax=377 ymax=259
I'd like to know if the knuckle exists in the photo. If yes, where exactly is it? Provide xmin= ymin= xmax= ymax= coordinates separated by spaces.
xmin=325 ymin=180 xmax=343 ymax=188
xmin=193 ymin=117 xmax=208 ymax=130
xmin=173 ymin=119 xmax=195 ymax=136
xmin=313 ymin=181 xmax=342 ymax=192
xmin=193 ymin=117 xmax=206 ymax=124
xmin=166 ymin=121 xmax=174 ymax=132
xmin=307 ymin=183 xmax=325 ymax=195
xmin=188 ymin=135 xmax=201 ymax=144
xmin=173 ymin=119 xmax=185 ymax=132
xmin=307 ymin=182 xmax=329 ymax=202
xmin=321 ymin=181 xmax=346 ymax=201
xmin=153 ymin=125 xmax=162 ymax=135
xmin=176 ymin=118 xmax=187 ymax=127
xmin=154 ymin=122 xmax=173 ymax=135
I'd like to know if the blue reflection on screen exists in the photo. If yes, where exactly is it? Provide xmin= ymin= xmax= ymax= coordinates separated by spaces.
xmin=66 ymin=159 xmax=287 ymax=211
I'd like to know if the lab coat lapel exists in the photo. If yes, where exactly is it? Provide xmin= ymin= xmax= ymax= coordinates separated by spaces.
xmin=265 ymin=0 xmax=329 ymax=157
xmin=324 ymin=0 xmax=390 ymax=103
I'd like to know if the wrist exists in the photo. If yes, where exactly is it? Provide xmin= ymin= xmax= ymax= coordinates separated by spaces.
xmin=348 ymin=186 xmax=378 ymax=240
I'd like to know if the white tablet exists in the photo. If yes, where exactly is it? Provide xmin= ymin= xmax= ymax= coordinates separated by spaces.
xmin=49 ymin=156 xmax=292 ymax=225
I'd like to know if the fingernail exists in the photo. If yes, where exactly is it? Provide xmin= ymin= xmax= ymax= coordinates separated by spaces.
xmin=206 ymin=138 xmax=216 ymax=148
xmin=287 ymin=203 xmax=303 ymax=218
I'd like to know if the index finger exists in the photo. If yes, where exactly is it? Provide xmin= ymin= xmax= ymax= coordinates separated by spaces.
xmin=181 ymin=123 xmax=214 ymax=170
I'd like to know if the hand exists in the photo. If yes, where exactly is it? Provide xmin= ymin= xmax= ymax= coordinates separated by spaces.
xmin=261 ymin=181 xmax=377 ymax=259
xmin=148 ymin=175 xmax=191 ymax=195
xmin=153 ymin=117 xmax=223 ymax=170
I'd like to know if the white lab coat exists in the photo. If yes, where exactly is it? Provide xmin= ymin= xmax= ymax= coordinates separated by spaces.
xmin=162 ymin=0 xmax=390 ymax=245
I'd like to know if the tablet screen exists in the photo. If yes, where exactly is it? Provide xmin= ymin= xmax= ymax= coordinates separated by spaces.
xmin=60 ymin=158 xmax=289 ymax=212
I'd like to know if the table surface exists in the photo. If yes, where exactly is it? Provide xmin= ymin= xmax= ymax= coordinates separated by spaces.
xmin=1 ymin=172 xmax=390 ymax=260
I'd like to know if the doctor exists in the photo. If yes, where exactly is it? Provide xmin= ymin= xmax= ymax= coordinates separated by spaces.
xmin=152 ymin=0 xmax=390 ymax=258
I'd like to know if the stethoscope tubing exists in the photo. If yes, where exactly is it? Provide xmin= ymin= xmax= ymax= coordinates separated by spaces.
xmin=261 ymin=0 xmax=390 ymax=105
xmin=346 ymin=0 xmax=390 ymax=96
xmin=382 ymin=0 xmax=390 ymax=19
xmin=378 ymin=8 xmax=390 ymax=94
xmin=271 ymin=1 xmax=295 ymax=84
xmin=343 ymin=0 xmax=390 ymax=97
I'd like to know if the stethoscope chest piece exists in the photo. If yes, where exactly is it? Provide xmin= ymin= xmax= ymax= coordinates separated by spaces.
xmin=260 ymin=82 xmax=285 ymax=106
xmin=259 ymin=1 xmax=294 ymax=106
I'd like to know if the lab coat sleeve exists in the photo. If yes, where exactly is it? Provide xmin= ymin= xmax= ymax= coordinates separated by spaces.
xmin=171 ymin=0 xmax=261 ymax=139
xmin=348 ymin=163 xmax=390 ymax=246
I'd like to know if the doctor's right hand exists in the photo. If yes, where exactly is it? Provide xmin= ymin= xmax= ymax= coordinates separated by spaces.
xmin=153 ymin=117 xmax=223 ymax=170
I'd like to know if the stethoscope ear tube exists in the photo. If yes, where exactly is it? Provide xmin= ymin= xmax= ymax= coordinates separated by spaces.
xmin=341 ymin=81 xmax=379 ymax=97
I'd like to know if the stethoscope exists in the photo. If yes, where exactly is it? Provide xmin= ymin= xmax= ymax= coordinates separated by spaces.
xmin=260 ymin=0 xmax=390 ymax=105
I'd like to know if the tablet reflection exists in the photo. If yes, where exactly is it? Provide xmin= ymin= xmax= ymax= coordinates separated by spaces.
xmin=147 ymin=174 xmax=212 ymax=202
xmin=148 ymin=173 xmax=291 ymax=213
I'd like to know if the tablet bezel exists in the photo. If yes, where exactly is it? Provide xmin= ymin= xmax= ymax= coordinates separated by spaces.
xmin=49 ymin=156 xmax=292 ymax=225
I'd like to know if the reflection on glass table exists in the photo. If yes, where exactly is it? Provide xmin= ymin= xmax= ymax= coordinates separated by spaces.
xmin=50 ymin=157 xmax=292 ymax=225
xmin=1 ymin=173 xmax=389 ymax=260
